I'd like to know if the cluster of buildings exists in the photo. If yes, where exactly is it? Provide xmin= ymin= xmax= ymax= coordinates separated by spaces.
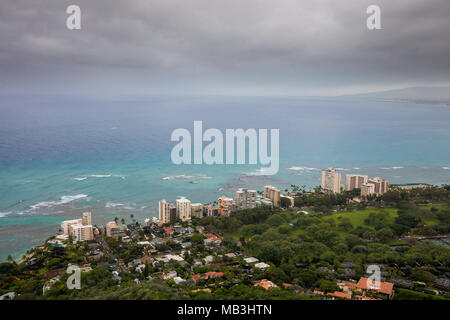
xmin=157 ymin=186 xmax=295 ymax=224
xmin=321 ymin=169 xmax=389 ymax=197
xmin=60 ymin=212 xmax=95 ymax=242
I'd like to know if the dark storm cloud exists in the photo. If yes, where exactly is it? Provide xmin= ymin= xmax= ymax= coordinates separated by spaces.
xmin=0 ymin=0 xmax=449 ymax=95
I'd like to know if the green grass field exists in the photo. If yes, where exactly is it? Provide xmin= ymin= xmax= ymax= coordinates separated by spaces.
xmin=224 ymin=204 xmax=446 ymax=240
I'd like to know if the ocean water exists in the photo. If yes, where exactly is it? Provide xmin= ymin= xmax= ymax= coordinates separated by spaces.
xmin=0 ymin=95 xmax=449 ymax=261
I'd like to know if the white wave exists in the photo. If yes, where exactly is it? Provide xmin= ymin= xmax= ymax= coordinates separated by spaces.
xmin=335 ymin=167 xmax=351 ymax=171
xmin=381 ymin=166 xmax=404 ymax=170
xmin=105 ymin=202 xmax=125 ymax=208
xmin=0 ymin=211 xmax=12 ymax=218
xmin=73 ymin=174 xmax=126 ymax=181
xmin=442 ymin=167 xmax=450 ymax=170
xmin=162 ymin=174 xmax=212 ymax=181
xmin=29 ymin=194 xmax=88 ymax=211
xmin=353 ymin=167 xmax=361 ymax=170
xmin=287 ymin=166 xmax=320 ymax=172
xmin=244 ymin=168 xmax=276 ymax=176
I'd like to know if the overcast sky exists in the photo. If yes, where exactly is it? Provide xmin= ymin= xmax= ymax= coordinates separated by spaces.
xmin=1 ymin=0 xmax=449 ymax=96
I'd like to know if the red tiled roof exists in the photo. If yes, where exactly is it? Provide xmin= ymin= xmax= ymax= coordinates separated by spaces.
xmin=192 ymin=271 xmax=224 ymax=281
xmin=255 ymin=279 xmax=277 ymax=290
xmin=327 ymin=291 xmax=352 ymax=299
xmin=356 ymin=277 xmax=394 ymax=295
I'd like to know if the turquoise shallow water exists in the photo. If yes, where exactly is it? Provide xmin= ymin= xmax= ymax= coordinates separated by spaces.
xmin=0 ymin=95 xmax=449 ymax=261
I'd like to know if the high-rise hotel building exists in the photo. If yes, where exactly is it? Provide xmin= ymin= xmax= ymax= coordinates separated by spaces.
xmin=234 ymin=188 xmax=257 ymax=209
xmin=345 ymin=175 xmax=368 ymax=191
xmin=71 ymin=224 xmax=94 ymax=242
xmin=321 ymin=169 xmax=342 ymax=193
xmin=176 ymin=197 xmax=192 ymax=221
xmin=368 ymin=176 xmax=389 ymax=195
xmin=263 ymin=185 xmax=281 ymax=207
xmin=159 ymin=199 xmax=177 ymax=224
xmin=82 ymin=212 xmax=92 ymax=226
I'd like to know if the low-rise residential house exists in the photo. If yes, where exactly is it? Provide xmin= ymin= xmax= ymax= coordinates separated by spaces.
xmin=312 ymin=288 xmax=324 ymax=295
xmin=181 ymin=242 xmax=192 ymax=249
xmin=136 ymin=264 xmax=146 ymax=273
xmin=327 ymin=291 xmax=352 ymax=300
xmin=173 ymin=276 xmax=186 ymax=284
xmin=254 ymin=279 xmax=277 ymax=290
xmin=193 ymin=259 xmax=203 ymax=267
xmin=165 ymin=254 xmax=184 ymax=263
xmin=337 ymin=281 xmax=358 ymax=294
xmin=254 ymin=262 xmax=270 ymax=270
xmin=162 ymin=270 xmax=177 ymax=280
xmin=192 ymin=272 xmax=224 ymax=282
xmin=244 ymin=257 xmax=259 ymax=264
xmin=356 ymin=277 xmax=394 ymax=298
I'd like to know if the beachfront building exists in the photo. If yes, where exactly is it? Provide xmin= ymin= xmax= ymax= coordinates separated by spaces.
xmin=71 ymin=224 xmax=94 ymax=242
xmin=321 ymin=169 xmax=341 ymax=193
xmin=234 ymin=188 xmax=257 ymax=209
xmin=217 ymin=195 xmax=236 ymax=216
xmin=256 ymin=195 xmax=273 ymax=208
xmin=368 ymin=176 xmax=389 ymax=195
xmin=191 ymin=203 xmax=204 ymax=219
xmin=345 ymin=175 xmax=368 ymax=191
xmin=159 ymin=200 xmax=176 ymax=224
xmin=361 ymin=183 xmax=376 ymax=197
xmin=106 ymin=221 xmax=119 ymax=239
xmin=280 ymin=194 xmax=295 ymax=208
xmin=82 ymin=212 xmax=92 ymax=226
xmin=61 ymin=219 xmax=82 ymax=235
xmin=176 ymin=197 xmax=192 ymax=221
xmin=204 ymin=205 xmax=219 ymax=217
xmin=263 ymin=185 xmax=281 ymax=207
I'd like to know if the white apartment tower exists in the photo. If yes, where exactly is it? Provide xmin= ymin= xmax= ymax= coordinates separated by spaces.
xmin=345 ymin=175 xmax=368 ymax=191
xmin=61 ymin=219 xmax=82 ymax=235
xmin=82 ymin=212 xmax=92 ymax=226
xmin=71 ymin=224 xmax=94 ymax=242
xmin=234 ymin=188 xmax=257 ymax=209
xmin=321 ymin=169 xmax=342 ymax=193
xmin=176 ymin=197 xmax=192 ymax=221
xmin=368 ymin=176 xmax=389 ymax=195
xmin=264 ymin=185 xmax=281 ymax=207
xmin=159 ymin=199 xmax=174 ymax=224
xmin=361 ymin=183 xmax=376 ymax=197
